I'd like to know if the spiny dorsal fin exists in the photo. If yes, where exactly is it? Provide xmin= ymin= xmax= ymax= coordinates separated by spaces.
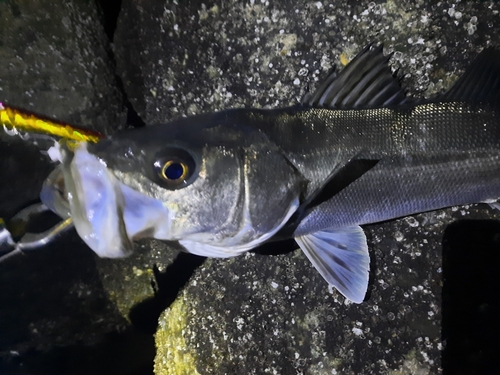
xmin=302 ymin=44 xmax=409 ymax=109
xmin=441 ymin=47 xmax=500 ymax=104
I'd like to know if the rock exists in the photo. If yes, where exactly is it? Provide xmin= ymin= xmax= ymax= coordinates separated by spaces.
xmin=111 ymin=1 xmax=500 ymax=374
xmin=0 ymin=0 xmax=126 ymax=218
xmin=153 ymin=216 xmax=443 ymax=375
xmin=0 ymin=1 xmax=125 ymax=135
xmin=0 ymin=1 xmax=131 ymax=373
xmin=1 ymin=0 xmax=499 ymax=374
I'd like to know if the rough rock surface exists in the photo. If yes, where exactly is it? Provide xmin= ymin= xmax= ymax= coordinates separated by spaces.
xmin=0 ymin=0 xmax=125 ymax=218
xmin=112 ymin=1 xmax=500 ymax=375
xmin=0 ymin=1 xmax=134 ymax=374
xmin=0 ymin=0 xmax=499 ymax=374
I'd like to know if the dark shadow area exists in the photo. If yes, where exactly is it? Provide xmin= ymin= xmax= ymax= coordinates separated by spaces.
xmin=0 ymin=139 xmax=54 ymax=220
xmin=0 ymin=231 xmax=156 ymax=375
xmin=364 ymin=227 xmax=377 ymax=302
xmin=252 ymin=238 xmax=298 ymax=256
xmin=442 ymin=220 xmax=500 ymax=375
xmin=129 ymin=252 xmax=206 ymax=334
xmin=95 ymin=0 xmax=122 ymax=42
xmin=0 ymin=329 xmax=154 ymax=375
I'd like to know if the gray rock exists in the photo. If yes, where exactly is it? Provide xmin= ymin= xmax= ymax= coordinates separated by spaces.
xmin=1 ymin=0 xmax=499 ymax=373
xmin=0 ymin=0 xmax=129 ymax=371
xmin=0 ymin=1 xmax=125 ymax=134
xmin=111 ymin=1 xmax=500 ymax=374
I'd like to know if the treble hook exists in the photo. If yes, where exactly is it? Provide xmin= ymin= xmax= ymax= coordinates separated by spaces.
xmin=0 ymin=203 xmax=74 ymax=263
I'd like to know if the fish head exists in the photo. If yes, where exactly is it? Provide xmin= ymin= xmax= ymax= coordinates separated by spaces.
xmin=43 ymin=111 xmax=304 ymax=258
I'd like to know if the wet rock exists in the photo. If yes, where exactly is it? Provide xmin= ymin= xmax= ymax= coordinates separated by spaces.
xmin=0 ymin=1 xmax=125 ymax=134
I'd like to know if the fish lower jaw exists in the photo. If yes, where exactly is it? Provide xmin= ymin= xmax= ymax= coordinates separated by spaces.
xmin=177 ymin=224 xmax=285 ymax=258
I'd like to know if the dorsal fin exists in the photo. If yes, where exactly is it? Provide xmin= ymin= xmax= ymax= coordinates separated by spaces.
xmin=441 ymin=47 xmax=500 ymax=104
xmin=302 ymin=44 xmax=410 ymax=109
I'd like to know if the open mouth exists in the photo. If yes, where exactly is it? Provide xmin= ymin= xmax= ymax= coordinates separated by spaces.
xmin=41 ymin=142 xmax=172 ymax=258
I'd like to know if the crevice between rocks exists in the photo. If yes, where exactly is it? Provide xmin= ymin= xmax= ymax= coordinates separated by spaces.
xmin=95 ymin=0 xmax=145 ymax=129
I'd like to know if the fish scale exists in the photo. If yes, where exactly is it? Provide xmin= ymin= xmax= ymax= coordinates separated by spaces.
xmin=295 ymin=153 xmax=500 ymax=235
xmin=10 ymin=44 xmax=500 ymax=303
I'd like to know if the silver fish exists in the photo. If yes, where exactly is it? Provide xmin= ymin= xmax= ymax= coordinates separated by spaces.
xmin=41 ymin=44 xmax=500 ymax=303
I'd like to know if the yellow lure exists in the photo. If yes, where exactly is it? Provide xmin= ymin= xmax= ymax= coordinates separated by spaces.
xmin=0 ymin=102 xmax=103 ymax=143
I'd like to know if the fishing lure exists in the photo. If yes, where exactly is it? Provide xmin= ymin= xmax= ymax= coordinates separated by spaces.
xmin=0 ymin=103 xmax=102 ymax=262
xmin=0 ymin=102 xmax=102 ymax=144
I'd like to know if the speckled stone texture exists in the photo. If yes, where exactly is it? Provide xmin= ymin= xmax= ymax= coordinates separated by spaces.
xmin=111 ymin=0 xmax=500 ymax=374
xmin=112 ymin=1 xmax=500 ymax=374
xmin=1 ymin=0 xmax=499 ymax=374
xmin=0 ymin=1 xmax=134 ymax=373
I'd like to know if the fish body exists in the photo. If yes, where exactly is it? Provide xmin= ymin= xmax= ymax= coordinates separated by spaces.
xmin=284 ymin=102 xmax=500 ymax=235
xmin=41 ymin=45 xmax=500 ymax=303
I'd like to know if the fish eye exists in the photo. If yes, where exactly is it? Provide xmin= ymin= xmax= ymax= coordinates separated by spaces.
xmin=153 ymin=148 xmax=197 ymax=189
xmin=161 ymin=160 xmax=188 ymax=181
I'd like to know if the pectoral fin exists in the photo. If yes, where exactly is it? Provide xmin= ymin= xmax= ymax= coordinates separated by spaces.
xmin=295 ymin=225 xmax=370 ymax=303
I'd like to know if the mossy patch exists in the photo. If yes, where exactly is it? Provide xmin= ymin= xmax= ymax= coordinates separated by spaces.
xmin=155 ymin=296 xmax=200 ymax=375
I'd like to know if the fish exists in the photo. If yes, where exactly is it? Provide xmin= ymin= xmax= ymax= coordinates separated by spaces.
xmin=39 ymin=44 xmax=500 ymax=303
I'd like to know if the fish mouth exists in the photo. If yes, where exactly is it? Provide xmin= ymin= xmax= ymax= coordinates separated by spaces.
xmin=41 ymin=142 xmax=172 ymax=258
